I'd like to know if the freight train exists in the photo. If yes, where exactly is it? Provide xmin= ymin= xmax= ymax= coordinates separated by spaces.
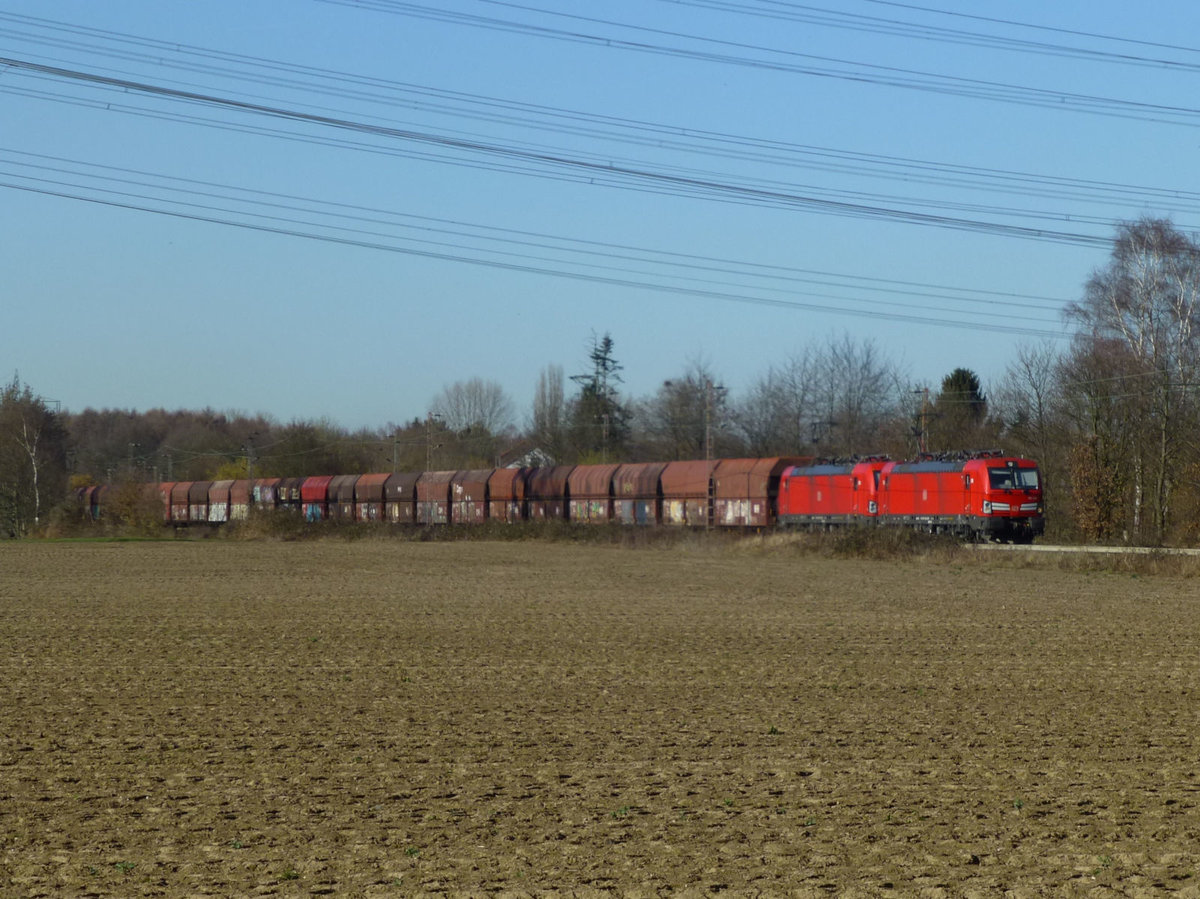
xmin=78 ymin=450 xmax=1044 ymax=543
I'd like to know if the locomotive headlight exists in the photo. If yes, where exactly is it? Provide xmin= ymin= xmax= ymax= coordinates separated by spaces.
xmin=982 ymin=501 xmax=992 ymax=515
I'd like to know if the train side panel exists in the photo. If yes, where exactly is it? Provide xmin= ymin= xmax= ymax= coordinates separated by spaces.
xmin=451 ymin=469 xmax=494 ymax=524
xmin=778 ymin=458 xmax=886 ymax=527
xmin=300 ymin=475 xmax=334 ymax=522
xmin=416 ymin=471 xmax=456 ymax=524
xmin=778 ymin=462 xmax=855 ymax=526
xmin=353 ymin=473 xmax=389 ymax=521
xmin=568 ymin=463 xmax=620 ymax=523
xmin=188 ymin=481 xmax=212 ymax=523
xmin=613 ymin=461 xmax=667 ymax=526
xmin=229 ymin=479 xmax=252 ymax=520
xmin=879 ymin=461 xmax=967 ymax=530
xmin=328 ymin=475 xmax=359 ymax=520
xmin=208 ymin=480 xmax=233 ymax=523
xmin=487 ymin=468 xmax=527 ymax=523
xmin=386 ymin=472 xmax=420 ymax=523
xmin=660 ymin=460 xmax=712 ymax=526
xmin=526 ymin=466 xmax=574 ymax=520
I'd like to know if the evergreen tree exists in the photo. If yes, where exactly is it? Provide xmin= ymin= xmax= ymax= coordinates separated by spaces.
xmin=568 ymin=333 xmax=630 ymax=461
xmin=930 ymin=367 xmax=995 ymax=450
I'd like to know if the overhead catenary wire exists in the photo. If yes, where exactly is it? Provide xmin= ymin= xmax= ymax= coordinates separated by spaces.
xmin=0 ymin=146 xmax=1069 ymax=313
xmin=0 ymin=55 xmax=1132 ymax=250
xmin=314 ymin=0 xmax=1200 ymax=128
xmin=2 ymin=10 xmax=1196 ymax=241
xmin=3 ymin=9 xmax=1200 ymax=221
xmin=668 ymin=0 xmax=1200 ymax=73
xmin=0 ymin=175 xmax=1068 ymax=340
xmin=5 ymin=51 xmax=1196 ymax=226
xmin=860 ymin=0 xmax=1200 ymax=58
xmin=4 ymin=3 xmax=1193 ymax=355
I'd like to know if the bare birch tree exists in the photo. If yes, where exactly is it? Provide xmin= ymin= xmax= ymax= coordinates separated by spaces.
xmin=0 ymin=376 xmax=68 ymax=536
xmin=1065 ymin=218 xmax=1200 ymax=542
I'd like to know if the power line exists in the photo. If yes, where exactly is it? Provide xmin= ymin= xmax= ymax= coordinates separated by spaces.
xmin=0 ymin=146 xmax=1071 ymax=309
xmin=0 ymin=55 xmax=1121 ymax=248
xmin=670 ymin=0 xmax=1200 ymax=73
xmin=11 ymin=5 xmax=1183 ymax=346
xmin=316 ymin=0 xmax=1200 ymax=127
xmin=0 ymin=175 xmax=1068 ymax=340
xmin=3 ymin=12 xmax=1196 ymax=223
xmin=860 ymin=0 xmax=1200 ymax=58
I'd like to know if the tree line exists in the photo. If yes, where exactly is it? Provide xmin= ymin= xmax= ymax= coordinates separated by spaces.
xmin=3 ymin=218 xmax=1199 ymax=544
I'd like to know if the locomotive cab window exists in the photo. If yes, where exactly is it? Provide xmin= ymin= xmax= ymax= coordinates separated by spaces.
xmin=988 ymin=468 xmax=1039 ymax=490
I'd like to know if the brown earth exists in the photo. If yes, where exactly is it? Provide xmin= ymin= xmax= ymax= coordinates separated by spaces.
xmin=2 ymin=538 xmax=1200 ymax=897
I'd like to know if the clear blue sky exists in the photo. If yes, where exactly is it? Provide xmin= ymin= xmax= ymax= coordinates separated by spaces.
xmin=4 ymin=1 xmax=1199 ymax=430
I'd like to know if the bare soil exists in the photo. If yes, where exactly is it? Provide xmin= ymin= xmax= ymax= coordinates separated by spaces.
xmin=2 ymin=538 xmax=1200 ymax=897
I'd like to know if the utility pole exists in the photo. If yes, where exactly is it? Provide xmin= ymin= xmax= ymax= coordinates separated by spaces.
xmin=704 ymin=380 xmax=714 ymax=470
xmin=913 ymin=387 xmax=930 ymax=453
xmin=244 ymin=435 xmax=255 ymax=485
xmin=426 ymin=412 xmax=442 ymax=470
xmin=704 ymin=378 xmax=725 ymax=531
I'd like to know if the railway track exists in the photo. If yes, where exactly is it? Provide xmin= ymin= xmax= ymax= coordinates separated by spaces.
xmin=971 ymin=543 xmax=1200 ymax=556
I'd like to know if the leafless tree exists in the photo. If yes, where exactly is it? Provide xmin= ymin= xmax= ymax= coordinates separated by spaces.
xmin=529 ymin=364 xmax=567 ymax=462
xmin=993 ymin=343 xmax=1059 ymax=458
xmin=812 ymin=334 xmax=907 ymax=456
xmin=1052 ymin=337 xmax=1142 ymax=540
xmin=989 ymin=341 xmax=1067 ymax=520
xmin=430 ymin=377 xmax=515 ymax=436
xmin=730 ymin=335 xmax=906 ymax=457
xmin=1065 ymin=218 xmax=1200 ymax=541
xmin=637 ymin=358 xmax=735 ymax=460
xmin=731 ymin=352 xmax=815 ymax=455
xmin=0 ymin=376 xmax=68 ymax=536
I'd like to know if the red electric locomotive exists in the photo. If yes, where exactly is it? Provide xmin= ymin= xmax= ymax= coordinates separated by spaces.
xmin=777 ymin=457 xmax=889 ymax=528
xmin=779 ymin=451 xmax=1044 ymax=543
xmin=880 ymin=452 xmax=1043 ymax=543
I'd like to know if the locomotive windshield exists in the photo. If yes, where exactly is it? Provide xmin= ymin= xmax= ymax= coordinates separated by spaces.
xmin=988 ymin=467 xmax=1039 ymax=490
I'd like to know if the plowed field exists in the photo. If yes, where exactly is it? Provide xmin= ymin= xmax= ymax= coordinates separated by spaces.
xmin=3 ymin=539 xmax=1200 ymax=897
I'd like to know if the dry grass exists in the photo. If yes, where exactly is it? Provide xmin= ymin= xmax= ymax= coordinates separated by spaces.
xmin=42 ymin=506 xmax=1200 ymax=578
